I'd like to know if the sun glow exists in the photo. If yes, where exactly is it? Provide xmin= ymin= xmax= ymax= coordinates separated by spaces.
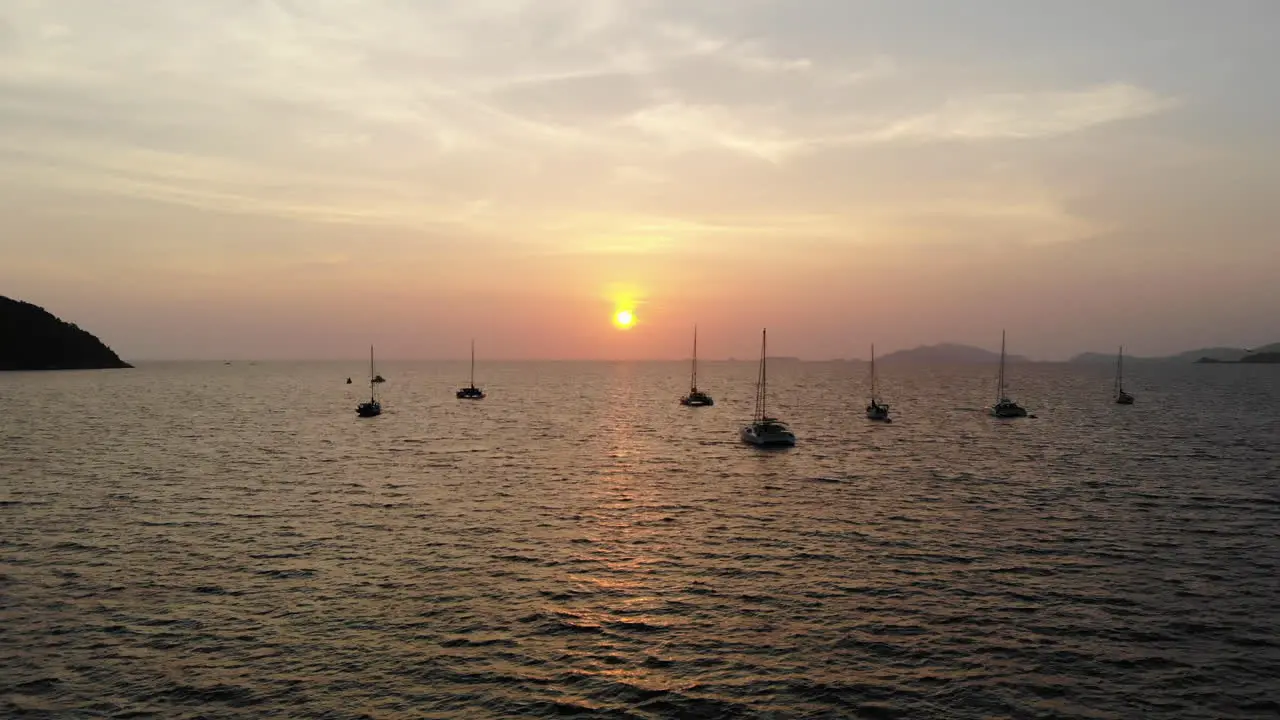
xmin=613 ymin=309 xmax=635 ymax=329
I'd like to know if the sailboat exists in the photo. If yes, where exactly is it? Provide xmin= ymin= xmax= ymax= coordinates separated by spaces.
xmin=988 ymin=330 xmax=1028 ymax=418
xmin=740 ymin=328 xmax=796 ymax=446
xmin=356 ymin=345 xmax=382 ymax=417
xmin=680 ymin=325 xmax=714 ymax=406
xmin=1114 ymin=346 xmax=1135 ymax=404
xmin=456 ymin=339 xmax=486 ymax=399
xmin=866 ymin=344 xmax=891 ymax=422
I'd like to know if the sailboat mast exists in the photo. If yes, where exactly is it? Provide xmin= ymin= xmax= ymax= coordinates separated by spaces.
xmin=753 ymin=332 xmax=761 ymax=420
xmin=1116 ymin=345 xmax=1123 ymax=393
xmin=760 ymin=329 xmax=768 ymax=421
xmin=997 ymin=331 xmax=1006 ymax=404
xmin=691 ymin=325 xmax=698 ymax=391
xmin=369 ymin=344 xmax=376 ymax=401
xmin=870 ymin=343 xmax=877 ymax=402
xmin=470 ymin=339 xmax=476 ymax=387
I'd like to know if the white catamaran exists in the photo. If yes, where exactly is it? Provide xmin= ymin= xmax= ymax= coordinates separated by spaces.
xmin=988 ymin=330 xmax=1028 ymax=418
xmin=680 ymin=325 xmax=714 ymax=406
xmin=740 ymin=328 xmax=796 ymax=447
xmin=866 ymin=343 xmax=891 ymax=422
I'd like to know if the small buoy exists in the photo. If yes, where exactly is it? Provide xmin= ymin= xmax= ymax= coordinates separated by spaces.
xmin=346 ymin=377 xmax=352 ymax=384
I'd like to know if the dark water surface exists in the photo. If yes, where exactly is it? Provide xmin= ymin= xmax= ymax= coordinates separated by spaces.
xmin=3 ymin=361 xmax=1279 ymax=718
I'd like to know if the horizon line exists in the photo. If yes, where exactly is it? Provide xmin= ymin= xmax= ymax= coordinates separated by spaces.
xmin=124 ymin=356 xmax=1071 ymax=364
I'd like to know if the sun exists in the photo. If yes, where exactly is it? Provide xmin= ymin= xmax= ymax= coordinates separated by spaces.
xmin=613 ymin=309 xmax=635 ymax=330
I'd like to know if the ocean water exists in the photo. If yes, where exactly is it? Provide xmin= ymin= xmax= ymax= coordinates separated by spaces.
xmin=2 ymin=360 xmax=1278 ymax=719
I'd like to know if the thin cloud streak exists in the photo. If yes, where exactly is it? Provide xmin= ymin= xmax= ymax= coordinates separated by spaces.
xmin=864 ymin=83 xmax=1179 ymax=143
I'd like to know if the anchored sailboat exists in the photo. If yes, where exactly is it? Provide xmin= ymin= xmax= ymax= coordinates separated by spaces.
xmin=356 ymin=345 xmax=382 ymax=417
xmin=988 ymin=330 xmax=1028 ymax=418
xmin=680 ymin=325 xmax=714 ymax=406
xmin=1114 ymin=346 xmax=1134 ymax=404
xmin=866 ymin=344 xmax=891 ymax=422
xmin=456 ymin=339 xmax=486 ymax=399
xmin=740 ymin=328 xmax=796 ymax=447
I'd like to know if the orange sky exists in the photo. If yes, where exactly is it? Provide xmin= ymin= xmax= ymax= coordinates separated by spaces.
xmin=1 ymin=1 xmax=1277 ymax=360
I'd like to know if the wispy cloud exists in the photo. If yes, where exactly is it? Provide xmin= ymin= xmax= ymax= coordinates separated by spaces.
xmin=0 ymin=0 xmax=1187 ymax=244
xmin=863 ymin=83 xmax=1178 ymax=143
xmin=612 ymin=80 xmax=1177 ymax=164
xmin=622 ymin=103 xmax=803 ymax=163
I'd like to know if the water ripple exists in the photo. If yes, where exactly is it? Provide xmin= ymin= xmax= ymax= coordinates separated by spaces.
xmin=1 ymin=360 xmax=1278 ymax=718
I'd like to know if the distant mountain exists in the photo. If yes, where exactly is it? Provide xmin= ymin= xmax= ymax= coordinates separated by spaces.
xmin=0 ymin=296 xmax=132 ymax=371
xmin=1070 ymin=342 xmax=1280 ymax=365
xmin=878 ymin=343 xmax=1028 ymax=364
xmin=1196 ymin=351 xmax=1280 ymax=365
xmin=1241 ymin=352 xmax=1280 ymax=364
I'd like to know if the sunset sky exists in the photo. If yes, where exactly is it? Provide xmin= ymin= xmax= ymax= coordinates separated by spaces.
xmin=2 ymin=1 xmax=1277 ymax=360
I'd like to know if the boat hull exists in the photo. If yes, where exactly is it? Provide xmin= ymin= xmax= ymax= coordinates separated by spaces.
xmin=456 ymin=388 xmax=486 ymax=400
xmin=866 ymin=404 xmax=891 ymax=422
xmin=989 ymin=403 xmax=1027 ymax=418
xmin=680 ymin=392 xmax=714 ymax=407
xmin=1115 ymin=393 xmax=1134 ymax=405
xmin=356 ymin=402 xmax=382 ymax=418
xmin=740 ymin=424 xmax=795 ymax=447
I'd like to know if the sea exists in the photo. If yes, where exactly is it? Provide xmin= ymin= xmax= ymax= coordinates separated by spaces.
xmin=2 ymin=360 xmax=1278 ymax=719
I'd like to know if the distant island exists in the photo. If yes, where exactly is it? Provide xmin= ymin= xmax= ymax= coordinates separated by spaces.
xmin=1194 ymin=352 xmax=1280 ymax=365
xmin=0 ymin=296 xmax=132 ymax=371
xmin=877 ymin=343 xmax=1029 ymax=364
xmin=1071 ymin=342 xmax=1280 ymax=365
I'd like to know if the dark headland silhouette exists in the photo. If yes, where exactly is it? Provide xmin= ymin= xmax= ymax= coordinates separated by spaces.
xmin=1071 ymin=342 xmax=1280 ymax=365
xmin=1194 ymin=351 xmax=1280 ymax=365
xmin=877 ymin=343 xmax=1029 ymax=364
xmin=0 ymin=296 xmax=132 ymax=371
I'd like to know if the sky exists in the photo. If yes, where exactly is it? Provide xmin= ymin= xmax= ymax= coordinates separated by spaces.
xmin=1 ymin=0 xmax=1277 ymax=361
